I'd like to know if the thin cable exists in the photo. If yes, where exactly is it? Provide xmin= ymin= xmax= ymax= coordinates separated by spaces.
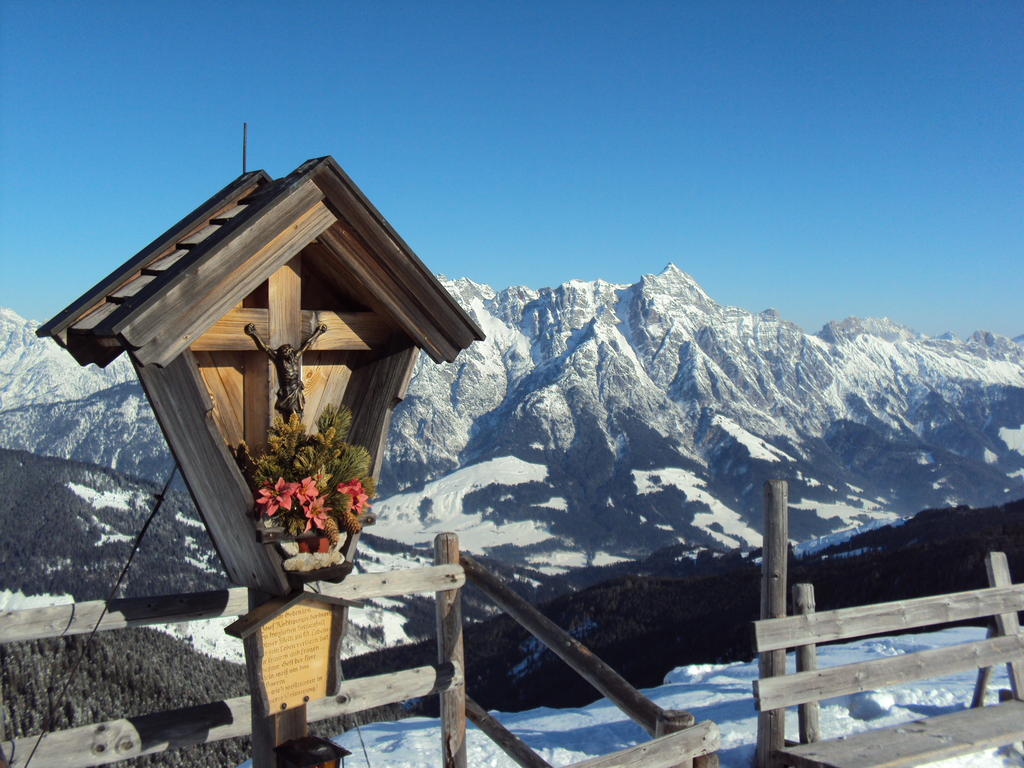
xmin=22 ymin=464 xmax=179 ymax=768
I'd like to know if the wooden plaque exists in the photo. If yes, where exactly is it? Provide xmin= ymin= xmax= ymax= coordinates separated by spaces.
xmin=260 ymin=601 xmax=333 ymax=712
xmin=227 ymin=592 xmax=350 ymax=716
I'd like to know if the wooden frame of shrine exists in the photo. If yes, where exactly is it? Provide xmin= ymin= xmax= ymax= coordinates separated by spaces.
xmin=38 ymin=156 xmax=485 ymax=596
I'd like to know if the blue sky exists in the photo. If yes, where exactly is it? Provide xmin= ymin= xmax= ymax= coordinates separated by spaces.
xmin=1 ymin=1 xmax=1020 ymax=338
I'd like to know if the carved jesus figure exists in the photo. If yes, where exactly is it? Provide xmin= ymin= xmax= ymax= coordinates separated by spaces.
xmin=244 ymin=322 xmax=328 ymax=419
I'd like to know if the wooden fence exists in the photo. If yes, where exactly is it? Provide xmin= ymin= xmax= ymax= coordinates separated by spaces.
xmin=0 ymin=534 xmax=719 ymax=768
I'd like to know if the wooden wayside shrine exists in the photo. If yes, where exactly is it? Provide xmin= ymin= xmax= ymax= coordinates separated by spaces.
xmin=15 ymin=156 xmax=723 ymax=768
xmin=37 ymin=155 xmax=486 ymax=596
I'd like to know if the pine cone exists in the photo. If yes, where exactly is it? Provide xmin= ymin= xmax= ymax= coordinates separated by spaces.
xmin=323 ymin=516 xmax=342 ymax=548
xmin=339 ymin=509 xmax=363 ymax=535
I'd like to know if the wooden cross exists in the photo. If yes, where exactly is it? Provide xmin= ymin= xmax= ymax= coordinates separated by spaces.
xmin=189 ymin=256 xmax=391 ymax=449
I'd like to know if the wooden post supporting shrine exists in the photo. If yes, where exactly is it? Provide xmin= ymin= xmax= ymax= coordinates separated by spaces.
xmin=435 ymin=533 xmax=467 ymax=768
xmin=756 ymin=480 xmax=788 ymax=768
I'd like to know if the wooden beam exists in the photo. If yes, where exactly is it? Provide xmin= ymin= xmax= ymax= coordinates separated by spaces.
xmin=301 ymin=350 xmax=353 ymax=432
xmin=776 ymin=700 xmax=1024 ymax=768
xmin=269 ymin=258 xmax=302 ymax=348
xmin=655 ymin=709 xmax=696 ymax=768
xmin=754 ymin=634 xmax=1024 ymax=711
xmin=0 ymin=662 xmax=463 ymax=768
xmin=0 ymin=565 xmax=465 ymax=644
xmin=309 ymin=158 xmax=484 ymax=353
xmin=460 ymin=552 xmax=665 ymax=737
xmin=194 ymin=351 xmax=245 ymax=447
xmin=756 ymin=479 xmax=788 ymax=768
xmin=754 ymin=583 xmax=1024 ymax=653
xmin=563 ymin=722 xmax=720 ymax=768
xmin=465 ymin=697 xmax=553 ymax=768
xmin=244 ymin=349 xmax=271 ymax=452
xmin=126 ymin=189 xmax=336 ymax=367
xmin=342 ymin=343 xmax=420 ymax=477
xmin=133 ymin=351 xmax=289 ymax=595
xmin=985 ymin=552 xmax=1024 ymax=699
xmin=191 ymin=309 xmax=391 ymax=352
xmin=436 ymin=534 xmax=467 ymax=768
xmin=193 ymin=308 xmax=269 ymax=350
xmin=39 ymin=171 xmax=269 ymax=346
xmin=316 ymin=224 xmax=455 ymax=363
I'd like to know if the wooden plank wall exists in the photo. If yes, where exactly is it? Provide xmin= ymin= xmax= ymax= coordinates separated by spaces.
xmin=133 ymin=352 xmax=289 ymax=595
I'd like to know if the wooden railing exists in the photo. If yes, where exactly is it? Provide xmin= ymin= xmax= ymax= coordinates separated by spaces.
xmin=0 ymin=535 xmax=720 ymax=768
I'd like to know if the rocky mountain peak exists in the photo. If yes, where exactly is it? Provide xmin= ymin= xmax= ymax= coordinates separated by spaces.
xmin=817 ymin=316 xmax=919 ymax=344
xmin=0 ymin=308 xmax=134 ymax=411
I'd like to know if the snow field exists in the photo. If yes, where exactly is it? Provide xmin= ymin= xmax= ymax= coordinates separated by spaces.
xmin=374 ymin=456 xmax=554 ymax=552
xmin=632 ymin=468 xmax=760 ymax=548
xmin=236 ymin=627 xmax=1021 ymax=768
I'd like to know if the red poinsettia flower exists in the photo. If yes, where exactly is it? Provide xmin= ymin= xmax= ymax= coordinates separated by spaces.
xmin=302 ymin=494 xmax=332 ymax=532
xmin=255 ymin=477 xmax=298 ymax=517
xmin=336 ymin=478 xmax=371 ymax=515
xmin=295 ymin=476 xmax=320 ymax=503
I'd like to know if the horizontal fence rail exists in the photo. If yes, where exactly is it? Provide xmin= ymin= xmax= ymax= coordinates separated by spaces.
xmin=0 ymin=564 xmax=465 ymax=644
xmin=564 ymin=721 xmax=719 ymax=768
xmin=754 ymin=634 xmax=1024 ymax=711
xmin=753 ymin=583 xmax=1024 ymax=653
xmin=1 ymin=662 xmax=462 ymax=768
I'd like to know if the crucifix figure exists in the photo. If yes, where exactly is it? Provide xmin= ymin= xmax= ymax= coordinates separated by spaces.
xmin=244 ymin=322 xmax=328 ymax=419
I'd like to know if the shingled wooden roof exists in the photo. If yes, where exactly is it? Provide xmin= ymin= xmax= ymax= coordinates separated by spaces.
xmin=39 ymin=156 xmax=484 ymax=367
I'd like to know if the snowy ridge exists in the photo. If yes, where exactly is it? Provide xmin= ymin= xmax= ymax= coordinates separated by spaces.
xmin=0 ymin=308 xmax=134 ymax=410
xmin=383 ymin=265 xmax=1024 ymax=553
xmin=3 ymin=264 xmax=1024 ymax=561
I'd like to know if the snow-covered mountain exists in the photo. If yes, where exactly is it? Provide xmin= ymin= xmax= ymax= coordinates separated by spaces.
xmin=0 ymin=307 xmax=134 ymax=410
xmin=380 ymin=266 xmax=1024 ymax=558
xmin=3 ymin=265 xmax=1023 ymax=563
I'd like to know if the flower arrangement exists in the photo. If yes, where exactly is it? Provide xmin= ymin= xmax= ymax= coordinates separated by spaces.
xmin=239 ymin=405 xmax=376 ymax=559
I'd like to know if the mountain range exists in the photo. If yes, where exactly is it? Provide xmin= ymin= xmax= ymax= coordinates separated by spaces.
xmin=2 ymin=266 xmax=1023 ymax=569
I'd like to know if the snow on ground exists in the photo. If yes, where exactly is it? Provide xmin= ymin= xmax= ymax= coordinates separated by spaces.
xmin=533 ymin=496 xmax=568 ymax=510
xmin=789 ymin=496 xmax=900 ymax=527
xmin=1000 ymin=425 xmax=1024 ymax=455
xmin=632 ymin=468 xmax=760 ymax=548
xmin=66 ymin=481 xmax=133 ymax=511
xmin=153 ymin=616 xmax=244 ymax=664
xmin=712 ymin=415 xmax=796 ymax=463
xmin=237 ymin=627 xmax=1021 ymax=768
xmin=374 ymin=457 xmax=553 ymax=553
xmin=0 ymin=589 xmax=73 ymax=610
xmin=524 ymin=549 xmax=630 ymax=574
xmin=85 ymin=513 xmax=133 ymax=545
xmin=793 ymin=516 xmax=908 ymax=558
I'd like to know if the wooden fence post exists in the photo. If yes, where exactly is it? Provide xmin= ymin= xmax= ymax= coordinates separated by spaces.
xmin=436 ymin=533 xmax=467 ymax=768
xmin=756 ymin=479 xmax=788 ymax=768
xmin=985 ymin=552 xmax=1024 ymax=699
xmin=655 ymin=710 xmax=706 ymax=768
xmin=792 ymin=583 xmax=819 ymax=744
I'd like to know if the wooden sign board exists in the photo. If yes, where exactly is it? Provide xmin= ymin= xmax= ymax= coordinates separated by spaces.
xmin=226 ymin=592 xmax=352 ymax=716
xmin=261 ymin=601 xmax=333 ymax=712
